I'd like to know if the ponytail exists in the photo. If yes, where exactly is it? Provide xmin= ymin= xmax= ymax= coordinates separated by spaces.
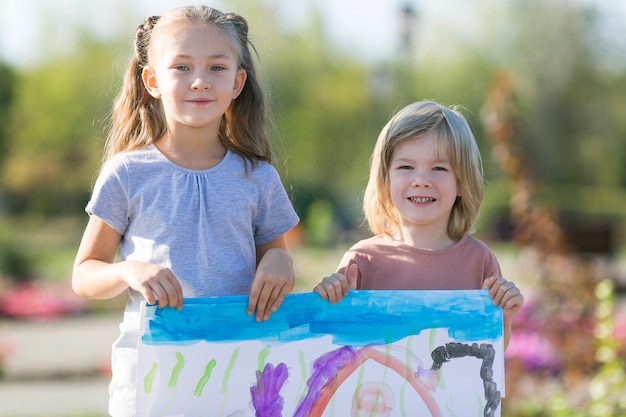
xmin=103 ymin=16 xmax=165 ymax=164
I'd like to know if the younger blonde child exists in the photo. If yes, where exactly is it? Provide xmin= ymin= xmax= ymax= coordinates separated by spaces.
xmin=314 ymin=100 xmax=523 ymax=348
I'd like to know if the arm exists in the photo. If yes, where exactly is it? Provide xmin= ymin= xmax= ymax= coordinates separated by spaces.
xmin=247 ymin=235 xmax=295 ymax=322
xmin=482 ymin=276 xmax=524 ymax=350
xmin=72 ymin=215 xmax=183 ymax=309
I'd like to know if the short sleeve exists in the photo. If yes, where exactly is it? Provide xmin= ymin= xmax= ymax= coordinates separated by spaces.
xmin=483 ymin=250 xmax=502 ymax=280
xmin=85 ymin=157 xmax=130 ymax=235
xmin=252 ymin=164 xmax=299 ymax=246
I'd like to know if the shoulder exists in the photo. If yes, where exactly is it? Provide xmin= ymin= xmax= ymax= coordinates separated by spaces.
xmin=460 ymin=235 xmax=496 ymax=254
xmin=223 ymin=153 xmax=279 ymax=179
xmin=249 ymin=160 xmax=287 ymax=191
xmin=253 ymin=160 xmax=279 ymax=178
xmin=348 ymin=235 xmax=387 ymax=251
xmin=458 ymin=235 xmax=500 ymax=270
xmin=345 ymin=235 xmax=405 ymax=256
xmin=101 ymin=146 xmax=162 ymax=174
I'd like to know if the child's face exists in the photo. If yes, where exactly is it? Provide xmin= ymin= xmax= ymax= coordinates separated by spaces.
xmin=388 ymin=133 xmax=459 ymax=238
xmin=142 ymin=22 xmax=246 ymax=131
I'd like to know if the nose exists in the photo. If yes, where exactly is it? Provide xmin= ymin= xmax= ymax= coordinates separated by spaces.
xmin=191 ymin=77 xmax=210 ymax=90
xmin=411 ymin=168 xmax=432 ymax=187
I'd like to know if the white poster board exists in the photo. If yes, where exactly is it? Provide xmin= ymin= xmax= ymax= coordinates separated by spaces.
xmin=136 ymin=290 xmax=504 ymax=417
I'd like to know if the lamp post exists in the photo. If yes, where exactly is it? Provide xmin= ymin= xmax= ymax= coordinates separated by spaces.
xmin=397 ymin=2 xmax=418 ymax=103
xmin=399 ymin=2 xmax=416 ymax=52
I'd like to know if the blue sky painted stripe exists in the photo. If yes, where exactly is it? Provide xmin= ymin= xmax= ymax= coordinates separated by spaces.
xmin=141 ymin=290 xmax=502 ymax=347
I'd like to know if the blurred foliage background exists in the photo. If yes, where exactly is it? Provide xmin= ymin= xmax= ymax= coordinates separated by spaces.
xmin=0 ymin=0 xmax=625 ymax=247
xmin=0 ymin=0 xmax=625 ymax=415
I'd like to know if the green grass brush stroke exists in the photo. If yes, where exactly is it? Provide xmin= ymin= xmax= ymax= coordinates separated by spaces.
xmin=406 ymin=335 xmax=414 ymax=368
xmin=221 ymin=347 xmax=240 ymax=393
xmin=168 ymin=351 xmax=185 ymax=388
xmin=194 ymin=359 xmax=217 ymax=397
xmin=400 ymin=383 xmax=407 ymax=416
xmin=257 ymin=346 xmax=270 ymax=372
xmin=429 ymin=328 xmax=437 ymax=351
xmin=144 ymin=361 xmax=158 ymax=394
xmin=299 ymin=350 xmax=308 ymax=392
xmin=445 ymin=401 xmax=458 ymax=417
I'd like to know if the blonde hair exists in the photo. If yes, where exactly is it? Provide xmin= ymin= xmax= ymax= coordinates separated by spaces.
xmin=363 ymin=100 xmax=484 ymax=241
xmin=103 ymin=5 xmax=271 ymax=167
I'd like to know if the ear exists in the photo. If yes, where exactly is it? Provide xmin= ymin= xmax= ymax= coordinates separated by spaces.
xmin=142 ymin=66 xmax=161 ymax=99
xmin=231 ymin=68 xmax=247 ymax=99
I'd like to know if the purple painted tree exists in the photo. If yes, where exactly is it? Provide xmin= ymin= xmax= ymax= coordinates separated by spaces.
xmin=250 ymin=362 xmax=289 ymax=417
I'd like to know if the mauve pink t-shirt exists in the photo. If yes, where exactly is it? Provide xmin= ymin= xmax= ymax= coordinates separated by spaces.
xmin=337 ymin=234 xmax=501 ymax=290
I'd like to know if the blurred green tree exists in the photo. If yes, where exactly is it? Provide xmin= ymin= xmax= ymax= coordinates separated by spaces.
xmin=0 ymin=63 xmax=15 ymax=172
xmin=255 ymin=4 xmax=379 ymax=234
xmin=1 ymin=33 xmax=118 ymax=216
xmin=494 ymin=0 xmax=626 ymax=188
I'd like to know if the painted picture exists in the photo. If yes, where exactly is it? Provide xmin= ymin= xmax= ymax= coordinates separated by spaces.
xmin=136 ymin=290 xmax=504 ymax=417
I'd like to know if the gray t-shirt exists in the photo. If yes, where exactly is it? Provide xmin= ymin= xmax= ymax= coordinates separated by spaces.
xmin=86 ymin=144 xmax=299 ymax=416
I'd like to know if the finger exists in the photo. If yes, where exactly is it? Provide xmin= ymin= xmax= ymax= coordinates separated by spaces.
xmin=491 ymin=283 xmax=505 ymax=305
xmin=149 ymin=282 xmax=169 ymax=308
xmin=485 ymin=277 xmax=507 ymax=304
xmin=247 ymin=283 xmax=261 ymax=318
xmin=313 ymin=284 xmax=330 ymax=300
xmin=254 ymin=284 xmax=272 ymax=322
xmin=249 ymin=275 xmax=276 ymax=322
xmin=169 ymin=275 xmax=184 ymax=310
xmin=482 ymin=276 xmax=497 ymax=290
xmin=492 ymin=280 xmax=517 ymax=307
xmin=503 ymin=294 xmax=524 ymax=324
xmin=269 ymin=287 xmax=288 ymax=315
xmin=503 ymin=293 xmax=524 ymax=311
xmin=346 ymin=263 xmax=359 ymax=291
xmin=176 ymin=288 xmax=184 ymax=310
xmin=160 ymin=277 xmax=183 ymax=310
xmin=322 ymin=278 xmax=343 ymax=303
xmin=143 ymin=289 xmax=157 ymax=306
xmin=494 ymin=279 xmax=519 ymax=308
xmin=132 ymin=279 xmax=157 ymax=306
xmin=263 ymin=284 xmax=287 ymax=321
xmin=328 ymin=275 xmax=346 ymax=301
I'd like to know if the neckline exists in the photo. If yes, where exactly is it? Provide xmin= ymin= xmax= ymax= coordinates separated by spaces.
xmin=149 ymin=144 xmax=231 ymax=173
xmin=377 ymin=234 xmax=468 ymax=254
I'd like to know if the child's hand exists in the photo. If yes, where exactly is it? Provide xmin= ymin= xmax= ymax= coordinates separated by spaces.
xmin=314 ymin=263 xmax=359 ymax=304
xmin=123 ymin=261 xmax=184 ymax=310
xmin=482 ymin=276 xmax=524 ymax=325
xmin=248 ymin=248 xmax=295 ymax=322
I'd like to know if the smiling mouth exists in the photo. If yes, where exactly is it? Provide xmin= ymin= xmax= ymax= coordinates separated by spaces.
xmin=409 ymin=197 xmax=435 ymax=203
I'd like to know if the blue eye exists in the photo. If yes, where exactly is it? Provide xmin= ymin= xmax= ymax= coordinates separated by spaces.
xmin=174 ymin=65 xmax=189 ymax=71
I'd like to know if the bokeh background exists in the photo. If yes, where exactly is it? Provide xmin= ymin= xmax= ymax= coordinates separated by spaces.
xmin=0 ymin=0 xmax=625 ymax=416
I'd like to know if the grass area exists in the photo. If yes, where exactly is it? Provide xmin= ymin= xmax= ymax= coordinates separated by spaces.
xmin=291 ymin=243 xmax=350 ymax=292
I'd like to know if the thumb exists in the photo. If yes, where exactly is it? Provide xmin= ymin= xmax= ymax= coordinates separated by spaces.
xmin=347 ymin=263 xmax=359 ymax=289
xmin=482 ymin=276 xmax=496 ymax=290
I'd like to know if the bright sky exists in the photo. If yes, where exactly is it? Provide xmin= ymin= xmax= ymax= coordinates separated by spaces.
xmin=0 ymin=0 xmax=624 ymax=68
